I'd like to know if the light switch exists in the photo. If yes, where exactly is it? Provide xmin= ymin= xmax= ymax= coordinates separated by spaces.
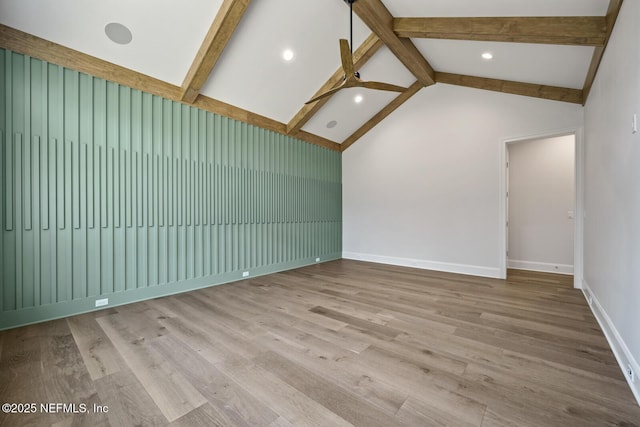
xmin=633 ymin=113 xmax=638 ymax=134
xmin=568 ymin=210 xmax=575 ymax=219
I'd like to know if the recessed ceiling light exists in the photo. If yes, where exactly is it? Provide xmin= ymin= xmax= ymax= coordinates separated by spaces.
xmin=282 ymin=49 xmax=294 ymax=61
xmin=482 ymin=52 xmax=493 ymax=60
xmin=326 ymin=120 xmax=338 ymax=129
xmin=354 ymin=94 xmax=363 ymax=103
xmin=105 ymin=22 xmax=132 ymax=45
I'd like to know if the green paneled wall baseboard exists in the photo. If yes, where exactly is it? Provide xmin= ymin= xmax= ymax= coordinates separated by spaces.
xmin=0 ymin=49 xmax=342 ymax=330
xmin=0 ymin=254 xmax=341 ymax=331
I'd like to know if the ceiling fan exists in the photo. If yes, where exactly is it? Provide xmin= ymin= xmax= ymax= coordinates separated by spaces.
xmin=305 ymin=0 xmax=408 ymax=104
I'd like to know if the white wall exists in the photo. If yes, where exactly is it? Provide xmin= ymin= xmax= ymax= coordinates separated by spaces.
xmin=343 ymin=83 xmax=584 ymax=278
xmin=583 ymin=0 xmax=640 ymax=403
xmin=508 ymin=135 xmax=575 ymax=274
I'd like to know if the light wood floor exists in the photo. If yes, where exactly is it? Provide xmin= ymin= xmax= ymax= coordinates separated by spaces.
xmin=1 ymin=260 xmax=639 ymax=426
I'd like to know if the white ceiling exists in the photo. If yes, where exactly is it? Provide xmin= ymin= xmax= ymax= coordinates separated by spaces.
xmin=0 ymin=0 xmax=613 ymax=145
xmin=414 ymin=40 xmax=594 ymax=89
xmin=0 ymin=0 xmax=222 ymax=85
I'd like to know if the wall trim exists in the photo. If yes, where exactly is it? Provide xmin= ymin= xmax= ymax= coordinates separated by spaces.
xmin=342 ymin=252 xmax=501 ymax=278
xmin=507 ymin=260 xmax=573 ymax=275
xmin=0 ymin=254 xmax=341 ymax=331
xmin=582 ymin=279 xmax=640 ymax=406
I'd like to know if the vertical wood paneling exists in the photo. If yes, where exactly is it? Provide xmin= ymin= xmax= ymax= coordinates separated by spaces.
xmin=14 ymin=131 xmax=23 ymax=310
xmin=4 ymin=131 xmax=12 ymax=231
xmin=78 ymin=142 xmax=87 ymax=299
xmin=126 ymin=149 xmax=132 ymax=228
xmin=41 ymin=135 xmax=49 ymax=230
xmin=1 ymin=48 xmax=342 ymax=330
xmin=72 ymin=139 xmax=80 ymax=230
xmin=22 ymin=135 xmax=32 ymax=231
xmin=56 ymin=137 xmax=64 ymax=229
xmin=137 ymin=152 xmax=143 ymax=227
xmin=60 ymin=140 xmax=74 ymax=229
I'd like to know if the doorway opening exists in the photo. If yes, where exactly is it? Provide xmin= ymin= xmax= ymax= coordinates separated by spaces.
xmin=499 ymin=129 xmax=584 ymax=288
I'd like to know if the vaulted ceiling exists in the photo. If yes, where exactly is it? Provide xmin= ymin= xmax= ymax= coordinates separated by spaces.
xmin=0 ymin=0 xmax=622 ymax=152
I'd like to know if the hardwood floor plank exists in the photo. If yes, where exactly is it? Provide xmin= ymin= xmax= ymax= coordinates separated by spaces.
xmin=309 ymin=306 xmax=402 ymax=340
xmin=150 ymin=295 xmax=264 ymax=362
xmin=216 ymin=359 xmax=353 ymax=427
xmin=67 ymin=313 xmax=123 ymax=380
xmin=93 ymin=368 xmax=167 ymax=426
xmin=463 ymin=362 xmax=640 ymax=426
xmin=254 ymin=350 xmax=407 ymax=427
xmin=96 ymin=313 xmax=207 ymax=422
xmin=220 ymin=284 xmax=350 ymax=332
xmin=480 ymin=311 xmax=610 ymax=344
xmin=178 ymin=292 xmax=265 ymax=338
xmin=499 ymin=349 xmax=630 ymax=395
xmin=252 ymin=331 xmax=407 ymax=416
xmin=475 ymin=353 xmax=640 ymax=422
xmin=481 ymin=408 xmax=528 ymax=427
xmin=1 ymin=260 xmax=639 ymax=426
xmin=268 ymin=415 xmax=296 ymax=427
xmin=286 ymin=318 xmax=372 ymax=354
xmin=0 ymin=321 xmax=110 ymax=426
xmin=169 ymin=403 xmax=228 ymax=427
xmin=152 ymin=334 xmax=279 ymax=427
xmin=396 ymin=395 xmax=487 ymax=427
xmin=454 ymin=325 xmax=622 ymax=378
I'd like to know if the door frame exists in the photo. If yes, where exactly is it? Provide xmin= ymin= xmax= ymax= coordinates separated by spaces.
xmin=498 ymin=127 xmax=584 ymax=289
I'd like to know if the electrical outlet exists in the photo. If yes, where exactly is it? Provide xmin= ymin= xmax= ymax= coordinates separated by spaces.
xmin=315 ymin=257 xmax=320 ymax=262
xmin=587 ymin=293 xmax=593 ymax=305
xmin=95 ymin=298 xmax=109 ymax=307
xmin=627 ymin=365 xmax=635 ymax=382
xmin=242 ymin=271 xmax=249 ymax=278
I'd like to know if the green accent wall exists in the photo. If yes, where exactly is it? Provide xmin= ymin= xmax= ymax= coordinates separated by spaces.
xmin=0 ymin=49 xmax=342 ymax=330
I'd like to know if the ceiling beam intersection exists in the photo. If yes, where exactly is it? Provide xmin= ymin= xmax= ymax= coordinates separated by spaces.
xmin=351 ymin=0 xmax=435 ymax=86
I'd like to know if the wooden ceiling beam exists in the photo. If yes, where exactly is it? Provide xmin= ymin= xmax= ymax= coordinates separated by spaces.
xmin=393 ymin=16 xmax=607 ymax=46
xmin=341 ymin=81 xmax=423 ymax=151
xmin=180 ymin=0 xmax=252 ymax=103
xmin=582 ymin=0 xmax=623 ymax=104
xmin=436 ymin=72 xmax=583 ymax=104
xmin=352 ymin=0 xmax=435 ymax=86
xmin=290 ymin=129 xmax=343 ymax=152
xmin=0 ymin=24 xmax=340 ymax=152
xmin=287 ymin=33 xmax=383 ymax=134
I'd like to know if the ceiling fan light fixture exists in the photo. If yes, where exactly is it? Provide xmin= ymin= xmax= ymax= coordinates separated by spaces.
xmin=282 ymin=49 xmax=294 ymax=61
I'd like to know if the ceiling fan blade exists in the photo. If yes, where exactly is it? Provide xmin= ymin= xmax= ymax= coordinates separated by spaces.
xmin=339 ymin=39 xmax=355 ymax=76
xmin=305 ymin=84 xmax=345 ymax=104
xmin=357 ymin=80 xmax=407 ymax=93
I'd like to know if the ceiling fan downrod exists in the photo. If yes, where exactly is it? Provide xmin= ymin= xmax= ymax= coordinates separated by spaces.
xmin=344 ymin=0 xmax=360 ymax=78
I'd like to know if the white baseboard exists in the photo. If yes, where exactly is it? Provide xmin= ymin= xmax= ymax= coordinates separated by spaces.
xmin=342 ymin=252 xmax=501 ymax=279
xmin=582 ymin=280 xmax=640 ymax=406
xmin=507 ymin=259 xmax=573 ymax=275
